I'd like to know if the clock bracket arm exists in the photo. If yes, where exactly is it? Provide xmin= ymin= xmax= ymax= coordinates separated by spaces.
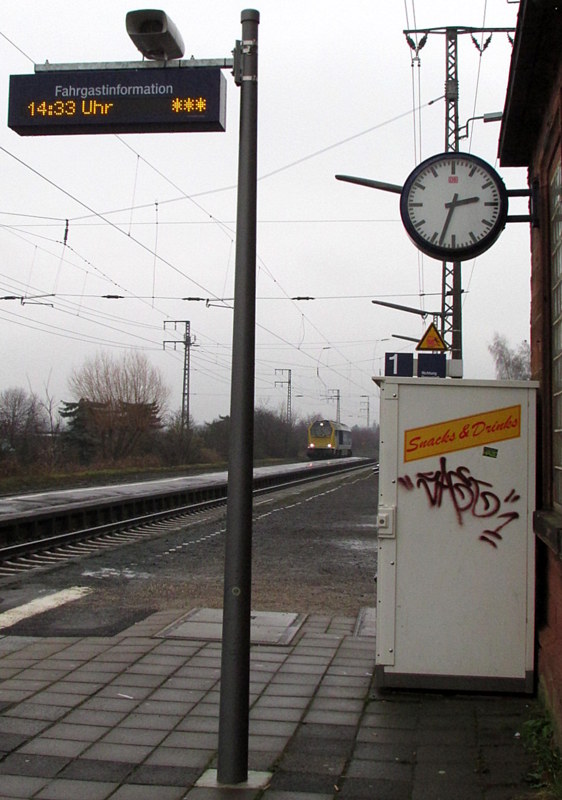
xmin=335 ymin=171 xmax=540 ymax=228
xmin=506 ymin=180 xmax=540 ymax=227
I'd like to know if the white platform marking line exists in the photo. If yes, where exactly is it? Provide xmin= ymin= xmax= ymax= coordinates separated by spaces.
xmin=0 ymin=586 xmax=93 ymax=629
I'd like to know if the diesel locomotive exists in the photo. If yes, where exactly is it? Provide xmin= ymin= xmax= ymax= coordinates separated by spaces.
xmin=307 ymin=419 xmax=352 ymax=459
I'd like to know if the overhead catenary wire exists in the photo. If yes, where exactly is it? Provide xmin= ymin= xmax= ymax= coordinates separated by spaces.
xmin=0 ymin=291 xmax=444 ymax=301
xmin=0 ymin=141 xmax=391 ymax=397
xmin=0 ymin=22 xmax=446 ymax=417
xmin=0 ymin=144 xmax=229 ymax=305
xmin=0 ymin=28 xmax=427 ymax=369
xmin=60 ymin=101 xmax=436 ymax=225
xmin=464 ymin=0 xmax=490 ymax=308
xmin=0 ymin=222 xmax=379 ymax=396
xmin=404 ymin=0 xmax=433 ymax=320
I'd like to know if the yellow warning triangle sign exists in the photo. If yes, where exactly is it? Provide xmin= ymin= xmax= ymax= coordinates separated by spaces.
xmin=416 ymin=322 xmax=447 ymax=351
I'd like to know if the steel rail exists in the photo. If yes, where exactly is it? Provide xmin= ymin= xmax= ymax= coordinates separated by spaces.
xmin=0 ymin=459 xmax=376 ymax=564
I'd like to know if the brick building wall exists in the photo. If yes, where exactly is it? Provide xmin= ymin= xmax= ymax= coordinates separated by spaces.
xmin=499 ymin=0 xmax=562 ymax=741
xmin=529 ymin=58 xmax=562 ymax=741
xmin=538 ymin=549 xmax=562 ymax=737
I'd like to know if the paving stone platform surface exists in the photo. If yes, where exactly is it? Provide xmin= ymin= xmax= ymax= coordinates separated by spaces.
xmin=0 ymin=608 xmax=538 ymax=799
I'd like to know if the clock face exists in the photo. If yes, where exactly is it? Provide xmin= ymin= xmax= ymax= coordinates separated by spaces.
xmin=400 ymin=152 xmax=509 ymax=261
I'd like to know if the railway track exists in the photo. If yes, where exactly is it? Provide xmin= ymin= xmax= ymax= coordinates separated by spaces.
xmin=0 ymin=459 xmax=376 ymax=578
xmin=0 ymin=498 xmax=222 ymax=578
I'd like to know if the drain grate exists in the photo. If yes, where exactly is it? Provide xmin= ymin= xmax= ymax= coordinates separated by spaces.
xmin=158 ymin=607 xmax=307 ymax=645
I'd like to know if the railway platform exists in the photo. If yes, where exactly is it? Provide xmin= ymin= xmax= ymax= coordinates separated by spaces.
xmin=0 ymin=606 xmax=539 ymax=799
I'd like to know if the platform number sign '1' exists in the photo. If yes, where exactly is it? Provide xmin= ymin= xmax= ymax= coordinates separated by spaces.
xmin=385 ymin=353 xmax=414 ymax=377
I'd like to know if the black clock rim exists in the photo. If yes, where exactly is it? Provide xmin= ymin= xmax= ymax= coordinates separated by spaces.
xmin=399 ymin=151 xmax=509 ymax=262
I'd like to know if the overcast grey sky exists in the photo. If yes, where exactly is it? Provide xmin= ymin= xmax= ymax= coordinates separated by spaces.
xmin=0 ymin=1 xmax=529 ymax=426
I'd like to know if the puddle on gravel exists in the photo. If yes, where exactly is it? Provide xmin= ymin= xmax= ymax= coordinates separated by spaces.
xmin=333 ymin=538 xmax=378 ymax=552
xmin=81 ymin=566 xmax=151 ymax=580
xmin=325 ymin=520 xmax=377 ymax=531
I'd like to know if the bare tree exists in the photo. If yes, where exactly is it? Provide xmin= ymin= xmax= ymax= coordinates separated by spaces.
xmin=66 ymin=351 xmax=170 ymax=462
xmin=488 ymin=333 xmax=531 ymax=380
xmin=35 ymin=376 xmax=63 ymax=468
xmin=69 ymin=351 xmax=168 ymax=406
xmin=0 ymin=387 xmax=48 ymax=465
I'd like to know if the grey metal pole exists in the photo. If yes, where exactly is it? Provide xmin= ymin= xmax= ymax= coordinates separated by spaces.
xmin=217 ymin=8 xmax=259 ymax=786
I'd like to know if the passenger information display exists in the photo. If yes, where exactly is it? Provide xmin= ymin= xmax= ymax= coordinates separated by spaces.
xmin=8 ymin=67 xmax=226 ymax=135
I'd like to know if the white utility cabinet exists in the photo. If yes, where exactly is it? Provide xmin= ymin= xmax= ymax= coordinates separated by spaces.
xmin=375 ymin=378 xmax=537 ymax=692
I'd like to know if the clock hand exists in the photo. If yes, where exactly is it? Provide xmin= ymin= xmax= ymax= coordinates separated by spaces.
xmin=439 ymin=192 xmax=458 ymax=245
xmin=444 ymin=195 xmax=480 ymax=208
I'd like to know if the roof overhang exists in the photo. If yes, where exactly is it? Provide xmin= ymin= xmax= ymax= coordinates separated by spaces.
xmin=499 ymin=0 xmax=562 ymax=167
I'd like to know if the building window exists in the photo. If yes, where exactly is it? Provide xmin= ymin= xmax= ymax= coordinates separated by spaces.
xmin=552 ymin=160 xmax=562 ymax=509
